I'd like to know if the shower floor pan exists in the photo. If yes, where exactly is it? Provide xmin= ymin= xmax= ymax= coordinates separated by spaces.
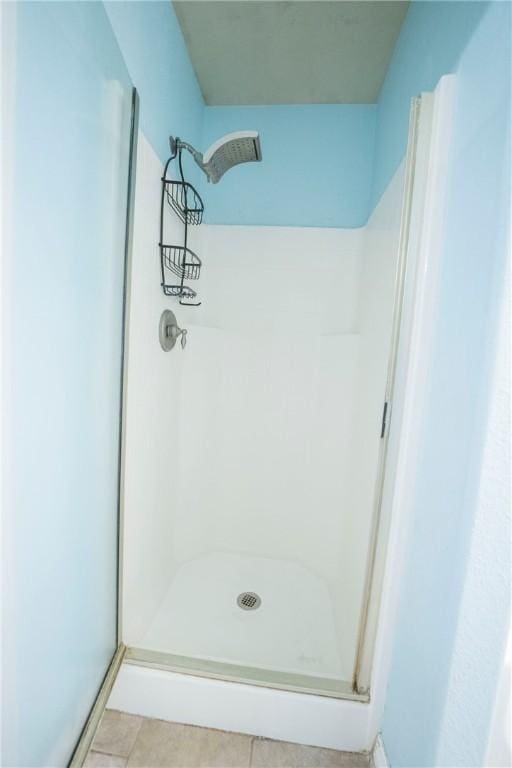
xmin=127 ymin=553 xmax=365 ymax=700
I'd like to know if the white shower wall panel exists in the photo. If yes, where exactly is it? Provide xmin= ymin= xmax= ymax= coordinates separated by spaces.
xmin=182 ymin=226 xmax=362 ymax=334
xmin=122 ymin=132 xmax=200 ymax=644
xmin=174 ymin=225 xmax=366 ymax=668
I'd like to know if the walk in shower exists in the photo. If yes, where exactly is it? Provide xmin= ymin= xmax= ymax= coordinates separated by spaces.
xmin=120 ymin=112 xmax=406 ymax=697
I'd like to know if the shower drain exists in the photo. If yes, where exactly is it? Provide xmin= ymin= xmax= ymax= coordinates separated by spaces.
xmin=237 ymin=592 xmax=261 ymax=611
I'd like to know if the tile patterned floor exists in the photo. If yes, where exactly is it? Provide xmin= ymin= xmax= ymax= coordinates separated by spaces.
xmin=85 ymin=709 xmax=369 ymax=768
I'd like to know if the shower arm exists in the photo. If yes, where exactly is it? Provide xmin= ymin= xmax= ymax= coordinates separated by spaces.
xmin=169 ymin=136 xmax=205 ymax=172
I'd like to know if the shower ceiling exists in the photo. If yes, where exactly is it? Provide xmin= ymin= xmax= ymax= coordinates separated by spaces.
xmin=172 ymin=1 xmax=409 ymax=105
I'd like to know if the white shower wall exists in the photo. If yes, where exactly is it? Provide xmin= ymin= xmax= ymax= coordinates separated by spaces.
xmin=166 ymin=225 xmax=364 ymax=678
xmin=122 ymin=132 xmax=187 ymax=642
xmin=123 ymin=131 xmax=400 ymax=684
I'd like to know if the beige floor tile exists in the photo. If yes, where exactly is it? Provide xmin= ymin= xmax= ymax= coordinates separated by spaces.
xmin=84 ymin=751 xmax=128 ymax=768
xmin=250 ymin=739 xmax=369 ymax=768
xmin=127 ymin=719 xmax=252 ymax=767
xmin=93 ymin=709 xmax=144 ymax=757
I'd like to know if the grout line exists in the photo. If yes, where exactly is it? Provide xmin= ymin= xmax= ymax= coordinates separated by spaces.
xmin=130 ymin=712 xmax=145 ymax=754
xmin=124 ymin=711 xmax=145 ymax=764
xmin=97 ymin=709 xmax=145 ymax=760
xmin=249 ymin=736 xmax=255 ymax=767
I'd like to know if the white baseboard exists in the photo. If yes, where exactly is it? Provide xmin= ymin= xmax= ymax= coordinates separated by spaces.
xmin=371 ymin=734 xmax=390 ymax=768
xmin=108 ymin=661 xmax=373 ymax=752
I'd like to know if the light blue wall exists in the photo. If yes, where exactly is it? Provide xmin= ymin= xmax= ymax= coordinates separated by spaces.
xmin=202 ymin=105 xmax=376 ymax=228
xmin=371 ymin=1 xmax=488 ymax=207
xmin=380 ymin=3 xmax=511 ymax=766
xmin=5 ymin=2 xmax=509 ymax=766
xmin=2 ymin=3 xmax=133 ymax=765
xmin=104 ymin=4 xmax=378 ymax=229
xmin=104 ymin=1 xmax=203 ymax=165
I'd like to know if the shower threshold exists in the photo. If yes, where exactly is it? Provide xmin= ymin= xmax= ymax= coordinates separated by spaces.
xmin=124 ymin=646 xmax=369 ymax=702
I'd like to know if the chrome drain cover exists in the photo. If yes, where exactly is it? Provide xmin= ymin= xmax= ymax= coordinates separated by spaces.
xmin=237 ymin=592 xmax=261 ymax=611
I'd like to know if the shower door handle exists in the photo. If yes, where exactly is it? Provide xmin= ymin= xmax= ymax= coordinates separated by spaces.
xmin=380 ymin=401 xmax=389 ymax=438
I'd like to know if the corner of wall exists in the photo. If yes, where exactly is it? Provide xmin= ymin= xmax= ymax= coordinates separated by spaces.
xmin=371 ymin=734 xmax=390 ymax=768
xmin=104 ymin=0 xmax=205 ymax=167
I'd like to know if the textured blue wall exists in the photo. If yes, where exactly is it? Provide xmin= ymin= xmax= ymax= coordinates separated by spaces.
xmin=104 ymin=1 xmax=203 ymax=165
xmin=371 ymin=0 xmax=487 ymax=207
xmin=380 ymin=3 xmax=511 ymax=766
xmin=202 ymin=105 xmax=376 ymax=227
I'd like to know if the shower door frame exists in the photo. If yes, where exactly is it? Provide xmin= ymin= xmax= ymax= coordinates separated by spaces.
xmin=118 ymin=77 xmax=455 ymax=706
xmin=69 ymin=86 xmax=140 ymax=767
xmin=351 ymin=93 xmax=426 ymax=694
xmin=352 ymin=75 xmax=457 ymax=695
xmin=116 ymin=87 xmax=139 ymax=652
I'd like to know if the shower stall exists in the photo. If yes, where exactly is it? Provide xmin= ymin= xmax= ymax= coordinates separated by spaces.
xmin=118 ymin=108 xmax=411 ymax=701
xmin=6 ymin=0 xmax=487 ymax=758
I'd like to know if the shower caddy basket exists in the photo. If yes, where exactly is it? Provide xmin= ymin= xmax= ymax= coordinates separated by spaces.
xmin=159 ymin=144 xmax=203 ymax=305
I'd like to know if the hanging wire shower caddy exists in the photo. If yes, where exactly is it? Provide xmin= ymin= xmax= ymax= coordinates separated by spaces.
xmin=159 ymin=144 xmax=203 ymax=305
xmin=165 ymin=180 xmax=204 ymax=225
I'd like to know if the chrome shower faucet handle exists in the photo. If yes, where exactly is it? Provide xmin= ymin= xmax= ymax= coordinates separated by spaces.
xmin=159 ymin=309 xmax=188 ymax=351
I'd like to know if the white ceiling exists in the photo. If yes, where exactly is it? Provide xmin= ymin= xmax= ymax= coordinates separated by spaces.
xmin=173 ymin=1 xmax=409 ymax=105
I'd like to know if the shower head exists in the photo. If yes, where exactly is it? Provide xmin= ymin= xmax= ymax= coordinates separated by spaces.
xmin=202 ymin=131 xmax=262 ymax=183
xmin=170 ymin=131 xmax=262 ymax=184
